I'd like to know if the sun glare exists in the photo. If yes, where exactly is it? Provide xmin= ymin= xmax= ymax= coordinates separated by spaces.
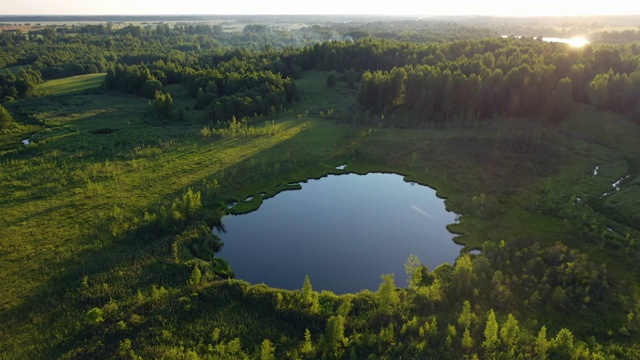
xmin=568 ymin=37 xmax=590 ymax=48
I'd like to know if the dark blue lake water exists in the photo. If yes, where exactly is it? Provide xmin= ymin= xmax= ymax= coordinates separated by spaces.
xmin=217 ymin=172 xmax=461 ymax=293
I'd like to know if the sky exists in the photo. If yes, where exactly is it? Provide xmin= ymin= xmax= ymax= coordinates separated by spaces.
xmin=3 ymin=0 xmax=640 ymax=17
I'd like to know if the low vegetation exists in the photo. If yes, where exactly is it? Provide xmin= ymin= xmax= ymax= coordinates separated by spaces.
xmin=1 ymin=17 xmax=640 ymax=359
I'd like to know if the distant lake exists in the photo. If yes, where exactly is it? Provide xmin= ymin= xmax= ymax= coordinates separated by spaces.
xmin=501 ymin=35 xmax=590 ymax=47
xmin=216 ymin=172 xmax=462 ymax=294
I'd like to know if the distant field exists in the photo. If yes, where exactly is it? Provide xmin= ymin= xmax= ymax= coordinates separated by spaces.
xmin=37 ymin=73 xmax=106 ymax=95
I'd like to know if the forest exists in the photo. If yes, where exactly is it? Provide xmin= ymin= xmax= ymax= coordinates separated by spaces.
xmin=1 ymin=15 xmax=640 ymax=359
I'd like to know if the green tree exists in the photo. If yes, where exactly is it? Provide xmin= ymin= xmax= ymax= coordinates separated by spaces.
xmin=260 ymin=339 xmax=275 ymax=360
xmin=0 ymin=104 xmax=13 ymax=129
xmin=500 ymin=313 xmax=520 ymax=354
xmin=324 ymin=315 xmax=346 ymax=358
xmin=550 ymin=77 xmax=573 ymax=121
xmin=301 ymin=275 xmax=320 ymax=313
xmin=86 ymin=307 xmax=104 ymax=325
xmin=301 ymin=328 xmax=314 ymax=357
xmin=140 ymin=79 xmax=163 ymax=98
xmin=442 ymin=76 xmax=454 ymax=120
xmin=461 ymin=327 xmax=474 ymax=352
xmin=188 ymin=263 xmax=202 ymax=287
xmin=149 ymin=90 xmax=174 ymax=120
xmin=405 ymin=254 xmax=422 ymax=289
xmin=534 ymin=326 xmax=550 ymax=360
xmin=345 ymin=68 xmax=357 ymax=89
xmin=588 ymin=73 xmax=609 ymax=110
xmin=549 ymin=328 xmax=575 ymax=359
xmin=337 ymin=297 xmax=352 ymax=317
xmin=457 ymin=300 xmax=477 ymax=330
xmin=482 ymin=310 xmax=499 ymax=354
xmin=327 ymin=71 xmax=337 ymax=88
xmin=389 ymin=67 xmax=407 ymax=106
xmin=376 ymin=274 xmax=399 ymax=313
xmin=302 ymin=275 xmax=313 ymax=301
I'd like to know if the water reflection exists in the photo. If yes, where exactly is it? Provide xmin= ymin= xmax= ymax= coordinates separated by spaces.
xmin=217 ymin=173 xmax=462 ymax=293
xmin=501 ymin=35 xmax=590 ymax=47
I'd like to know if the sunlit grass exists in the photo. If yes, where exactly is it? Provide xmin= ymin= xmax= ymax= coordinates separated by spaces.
xmin=0 ymin=108 xmax=320 ymax=311
xmin=37 ymin=73 xmax=106 ymax=95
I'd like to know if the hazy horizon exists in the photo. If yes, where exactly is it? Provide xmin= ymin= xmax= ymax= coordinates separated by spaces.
xmin=3 ymin=0 xmax=640 ymax=17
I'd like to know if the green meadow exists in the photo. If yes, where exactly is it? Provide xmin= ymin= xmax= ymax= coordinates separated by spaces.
xmin=1 ymin=70 xmax=640 ymax=357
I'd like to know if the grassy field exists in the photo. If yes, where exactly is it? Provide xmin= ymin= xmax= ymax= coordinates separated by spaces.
xmin=37 ymin=73 xmax=106 ymax=95
xmin=1 ymin=71 xmax=640 ymax=357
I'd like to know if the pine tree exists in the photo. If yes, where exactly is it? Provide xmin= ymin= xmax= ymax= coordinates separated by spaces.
xmin=457 ymin=301 xmax=477 ymax=329
xmin=500 ymin=313 xmax=520 ymax=348
xmin=301 ymin=275 xmax=320 ymax=313
xmin=301 ymin=328 xmax=314 ymax=357
xmin=324 ymin=315 xmax=346 ymax=358
xmin=482 ymin=310 xmax=499 ymax=354
xmin=188 ymin=264 xmax=202 ymax=287
xmin=302 ymin=275 xmax=313 ymax=302
xmin=534 ymin=326 xmax=549 ymax=360
xmin=462 ymin=327 xmax=474 ymax=351
xmin=260 ymin=339 xmax=275 ymax=360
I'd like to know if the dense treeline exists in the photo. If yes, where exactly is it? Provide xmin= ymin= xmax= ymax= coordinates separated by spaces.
xmin=0 ymin=18 xmax=503 ymax=82
xmin=596 ymin=30 xmax=640 ymax=44
xmin=0 ymin=67 xmax=43 ymax=100
xmin=7 ymin=21 xmax=640 ymax=123
xmin=97 ymin=34 xmax=640 ymax=125
xmin=295 ymin=37 xmax=640 ymax=122
xmin=104 ymin=52 xmax=299 ymax=123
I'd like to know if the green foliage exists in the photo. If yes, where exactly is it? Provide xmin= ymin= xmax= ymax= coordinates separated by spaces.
xmin=376 ymin=274 xmax=399 ymax=313
xmin=550 ymin=77 xmax=573 ymax=121
xmin=404 ymin=254 xmax=422 ymax=289
xmin=588 ymin=72 xmax=610 ymax=110
xmin=482 ymin=310 xmax=499 ymax=354
xmin=160 ymin=188 xmax=203 ymax=232
xmin=0 ymin=67 xmax=43 ymax=100
xmin=3 ymin=22 xmax=640 ymax=359
xmin=301 ymin=328 xmax=315 ymax=357
xmin=260 ymin=339 xmax=276 ymax=360
xmin=85 ymin=307 xmax=104 ymax=325
xmin=206 ymin=117 xmax=284 ymax=139
xmin=188 ymin=264 xmax=202 ymax=287
xmin=148 ymin=90 xmax=174 ymax=120
xmin=301 ymin=275 xmax=320 ymax=314
xmin=458 ymin=300 xmax=477 ymax=330
xmin=173 ymin=225 xmax=221 ymax=262
xmin=323 ymin=315 xmax=346 ymax=358
xmin=0 ymin=104 xmax=13 ymax=129
xmin=462 ymin=327 xmax=474 ymax=351
xmin=212 ymin=258 xmax=235 ymax=279
xmin=345 ymin=68 xmax=357 ymax=89
xmin=500 ymin=313 xmax=520 ymax=354
xmin=337 ymin=297 xmax=352 ymax=318
xmin=534 ymin=326 xmax=550 ymax=360
xmin=326 ymin=71 xmax=337 ymax=88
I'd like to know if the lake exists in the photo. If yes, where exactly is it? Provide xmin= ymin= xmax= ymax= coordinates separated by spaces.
xmin=501 ymin=35 xmax=590 ymax=47
xmin=216 ymin=172 xmax=462 ymax=293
